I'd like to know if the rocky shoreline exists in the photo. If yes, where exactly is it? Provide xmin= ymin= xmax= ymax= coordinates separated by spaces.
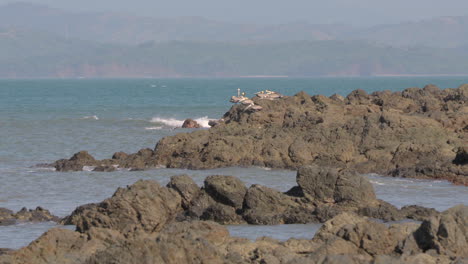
xmin=49 ymin=84 xmax=467 ymax=185
xmin=0 ymin=167 xmax=466 ymax=263
xmin=7 ymin=84 xmax=464 ymax=263
xmin=0 ymin=207 xmax=59 ymax=226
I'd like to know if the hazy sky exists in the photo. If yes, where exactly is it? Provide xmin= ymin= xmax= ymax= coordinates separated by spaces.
xmin=1 ymin=0 xmax=468 ymax=25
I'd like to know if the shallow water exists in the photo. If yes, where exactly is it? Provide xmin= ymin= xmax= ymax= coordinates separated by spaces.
xmin=227 ymin=224 xmax=322 ymax=241
xmin=1 ymin=78 xmax=467 ymax=250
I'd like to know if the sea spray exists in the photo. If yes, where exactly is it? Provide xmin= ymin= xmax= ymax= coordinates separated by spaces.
xmin=150 ymin=116 xmax=212 ymax=128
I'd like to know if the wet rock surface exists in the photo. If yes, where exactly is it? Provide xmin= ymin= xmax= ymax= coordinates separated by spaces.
xmin=49 ymin=85 xmax=468 ymax=185
xmin=0 ymin=207 xmax=59 ymax=226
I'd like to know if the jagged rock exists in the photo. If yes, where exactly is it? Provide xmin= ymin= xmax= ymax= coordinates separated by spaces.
xmin=0 ymin=227 xmax=125 ymax=264
xmin=0 ymin=207 xmax=59 ymax=226
xmin=204 ymin=175 xmax=247 ymax=209
xmin=167 ymin=174 xmax=200 ymax=209
xmin=410 ymin=205 xmax=468 ymax=258
xmin=87 ymin=221 xmax=229 ymax=264
xmin=181 ymin=118 xmax=201 ymax=128
xmin=313 ymin=204 xmax=345 ymax=223
xmin=358 ymin=200 xmax=404 ymax=221
xmin=62 ymin=180 xmax=183 ymax=235
xmin=242 ymin=184 xmax=315 ymax=225
xmin=2 ymin=176 xmax=466 ymax=264
xmin=149 ymin=85 xmax=468 ymax=185
xmin=111 ymin=151 xmax=128 ymax=160
xmin=185 ymin=190 xmax=217 ymax=219
xmin=53 ymin=151 xmax=98 ymax=172
xmin=208 ymin=119 xmax=224 ymax=127
xmin=297 ymin=165 xmax=377 ymax=205
xmin=200 ymin=203 xmax=245 ymax=224
xmin=312 ymin=213 xmax=420 ymax=257
xmin=92 ymin=165 xmax=116 ymax=172
xmin=400 ymin=205 xmax=440 ymax=221
xmin=50 ymin=86 xmax=468 ymax=186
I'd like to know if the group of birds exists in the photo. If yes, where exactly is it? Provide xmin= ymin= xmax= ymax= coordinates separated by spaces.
xmin=255 ymin=90 xmax=284 ymax=100
xmin=229 ymin=89 xmax=284 ymax=111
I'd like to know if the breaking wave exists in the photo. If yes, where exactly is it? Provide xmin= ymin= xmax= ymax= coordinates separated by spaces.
xmin=149 ymin=116 xmax=212 ymax=128
xmin=80 ymin=115 xmax=99 ymax=120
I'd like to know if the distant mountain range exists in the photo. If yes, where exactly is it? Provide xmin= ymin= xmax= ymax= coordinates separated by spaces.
xmin=1 ymin=2 xmax=468 ymax=78
xmin=0 ymin=2 xmax=350 ymax=45
xmin=2 ymin=2 xmax=468 ymax=48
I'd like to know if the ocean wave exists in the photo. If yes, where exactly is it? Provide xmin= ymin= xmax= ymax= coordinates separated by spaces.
xmin=150 ymin=116 xmax=212 ymax=128
xmin=80 ymin=115 xmax=99 ymax=120
xmin=145 ymin=126 xmax=163 ymax=130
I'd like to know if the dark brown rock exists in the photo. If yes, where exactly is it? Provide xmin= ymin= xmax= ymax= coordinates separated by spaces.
xmin=411 ymin=205 xmax=468 ymax=257
xmin=167 ymin=174 xmax=200 ymax=209
xmin=86 ymin=221 xmax=229 ymax=264
xmin=0 ymin=207 xmax=59 ymax=226
xmin=358 ymin=200 xmax=404 ymax=221
xmin=400 ymin=205 xmax=440 ymax=221
xmin=181 ymin=118 xmax=201 ymax=128
xmin=297 ymin=165 xmax=377 ymax=205
xmin=92 ymin=165 xmax=116 ymax=172
xmin=53 ymin=151 xmax=98 ymax=172
xmin=149 ymin=85 xmax=468 ymax=185
xmin=242 ymin=184 xmax=315 ymax=225
xmin=313 ymin=212 xmax=420 ymax=258
xmin=111 ymin=151 xmax=128 ymax=160
xmin=0 ymin=227 xmax=125 ymax=264
xmin=2 ymin=178 xmax=465 ymax=264
xmin=62 ymin=180 xmax=183 ymax=235
xmin=50 ymin=85 xmax=468 ymax=186
xmin=204 ymin=175 xmax=247 ymax=209
xmin=200 ymin=203 xmax=245 ymax=224
xmin=208 ymin=119 xmax=224 ymax=127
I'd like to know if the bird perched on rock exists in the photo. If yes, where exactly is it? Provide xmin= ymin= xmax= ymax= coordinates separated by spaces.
xmin=255 ymin=90 xmax=284 ymax=100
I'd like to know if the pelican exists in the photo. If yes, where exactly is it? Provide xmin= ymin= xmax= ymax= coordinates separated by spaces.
xmin=240 ymin=99 xmax=254 ymax=106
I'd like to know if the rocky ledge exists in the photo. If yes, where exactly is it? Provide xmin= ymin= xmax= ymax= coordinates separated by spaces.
xmin=0 ymin=172 xmax=466 ymax=263
xmin=50 ymin=84 xmax=468 ymax=185
xmin=0 ymin=207 xmax=59 ymax=226
xmin=62 ymin=166 xmax=439 ymax=229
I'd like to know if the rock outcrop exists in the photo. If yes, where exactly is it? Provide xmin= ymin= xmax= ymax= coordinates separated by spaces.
xmin=62 ymin=180 xmax=183 ymax=235
xmin=2 ymin=205 xmax=466 ymax=264
xmin=0 ymin=175 xmax=464 ymax=264
xmin=181 ymin=118 xmax=201 ymax=128
xmin=297 ymin=165 xmax=376 ymax=205
xmin=151 ymin=85 xmax=468 ymax=185
xmin=49 ymin=85 xmax=468 ymax=185
xmin=60 ymin=168 xmax=439 ymax=229
xmin=0 ymin=207 xmax=59 ymax=226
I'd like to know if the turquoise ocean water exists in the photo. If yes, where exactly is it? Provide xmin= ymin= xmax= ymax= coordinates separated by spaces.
xmin=1 ymin=77 xmax=467 ymax=249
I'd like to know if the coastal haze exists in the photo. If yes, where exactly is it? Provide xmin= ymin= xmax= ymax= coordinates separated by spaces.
xmin=1 ymin=1 xmax=468 ymax=77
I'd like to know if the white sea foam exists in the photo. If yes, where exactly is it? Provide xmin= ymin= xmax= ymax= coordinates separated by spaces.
xmin=150 ymin=117 xmax=184 ymax=127
xmin=145 ymin=126 xmax=163 ymax=130
xmin=80 ymin=115 xmax=99 ymax=120
xmin=82 ymin=166 xmax=96 ymax=172
xmin=370 ymin=180 xmax=385 ymax=186
xmin=150 ymin=116 xmax=212 ymax=128
xmin=193 ymin=116 xmax=212 ymax=128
